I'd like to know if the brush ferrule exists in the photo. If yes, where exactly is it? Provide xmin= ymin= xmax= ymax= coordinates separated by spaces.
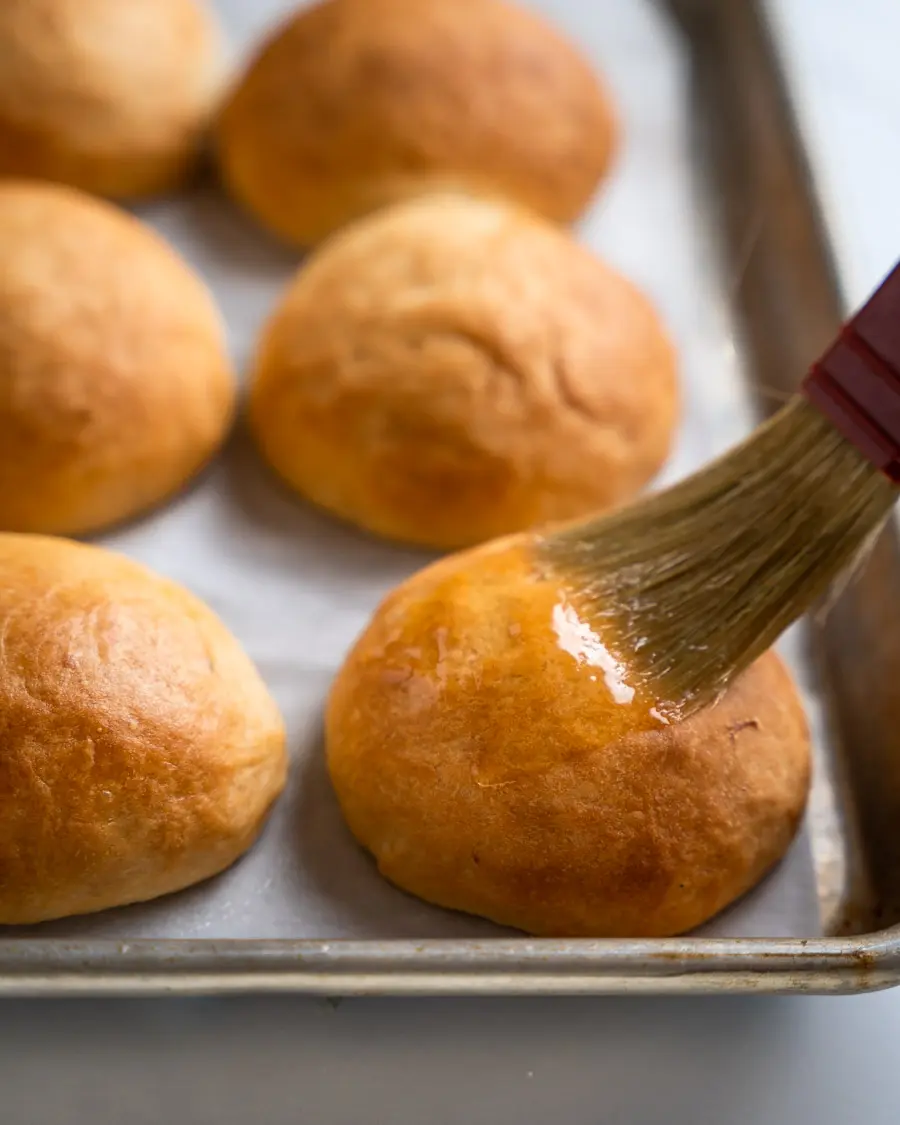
xmin=803 ymin=261 xmax=900 ymax=483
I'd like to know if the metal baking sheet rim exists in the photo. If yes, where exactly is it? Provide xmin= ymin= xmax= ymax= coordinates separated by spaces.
xmin=0 ymin=932 xmax=898 ymax=995
xmin=2 ymin=0 xmax=897 ymax=997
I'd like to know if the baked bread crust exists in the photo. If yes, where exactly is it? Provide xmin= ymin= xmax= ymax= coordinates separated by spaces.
xmin=0 ymin=181 xmax=235 ymax=535
xmin=0 ymin=534 xmax=287 ymax=925
xmin=327 ymin=535 xmax=812 ymax=937
xmin=250 ymin=195 xmax=678 ymax=549
xmin=216 ymin=0 xmax=617 ymax=245
xmin=0 ymin=0 xmax=224 ymax=199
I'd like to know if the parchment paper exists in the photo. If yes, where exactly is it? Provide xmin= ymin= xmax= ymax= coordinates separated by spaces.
xmin=5 ymin=0 xmax=823 ymax=941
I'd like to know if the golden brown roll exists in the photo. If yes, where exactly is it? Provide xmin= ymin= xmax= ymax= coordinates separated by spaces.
xmin=0 ymin=0 xmax=225 ymax=199
xmin=0 ymin=181 xmax=235 ymax=536
xmin=0 ymin=534 xmax=287 ymax=925
xmin=327 ymin=534 xmax=812 ymax=937
xmin=216 ymin=0 xmax=617 ymax=246
xmin=250 ymin=194 xmax=679 ymax=550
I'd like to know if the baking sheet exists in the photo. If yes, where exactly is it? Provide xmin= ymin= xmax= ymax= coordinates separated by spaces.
xmin=2 ymin=0 xmax=823 ymax=942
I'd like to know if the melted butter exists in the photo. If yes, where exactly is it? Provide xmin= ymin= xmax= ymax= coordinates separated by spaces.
xmin=551 ymin=599 xmax=636 ymax=706
xmin=548 ymin=589 xmax=670 ymax=732
xmin=367 ymin=536 xmax=672 ymax=741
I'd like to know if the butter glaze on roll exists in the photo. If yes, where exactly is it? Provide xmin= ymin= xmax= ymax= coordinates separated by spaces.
xmin=216 ymin=0 xmax=618 ymax=246
xmin=326 ymin=534 xmax=812 ymax=937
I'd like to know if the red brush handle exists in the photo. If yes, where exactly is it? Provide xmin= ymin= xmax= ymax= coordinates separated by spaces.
xmin=803 ymin=261 xmax=900 ymax=483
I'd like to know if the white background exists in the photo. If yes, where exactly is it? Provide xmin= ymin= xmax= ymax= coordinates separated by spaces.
xmin=3 ymin=1 xmax=900 ymax=1121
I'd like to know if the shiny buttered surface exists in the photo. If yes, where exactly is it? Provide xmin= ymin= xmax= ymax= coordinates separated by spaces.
xmin=0 ymin=0 xmax=224 ymax=199
xmin=326 ymin=535 xmax=812 ymax=937
xmin=250 ymin=195 xmax=678 ymax=549
xmin=0 ymin=181 xmax=235 ymax=536
xmin=0 ymin=535 xmax=287 ymax=925
xmin=216 ymin=0 xmax=618 ymax=246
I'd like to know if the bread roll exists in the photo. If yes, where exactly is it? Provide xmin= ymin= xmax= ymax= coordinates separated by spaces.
xmin=0 ymin=0 xmax=224 ymax=199
xmin=327 ymin=535 xmax=812 ymax=937
xmin=250 ymin=194 xmax=678 ymax=550
xmin=0 ymin=181 xmax=235 ymax=536
xmin=0 ymin=534 xmax=287 ymax=925
xmin=216 ymin=0 xmax=617 ymax=246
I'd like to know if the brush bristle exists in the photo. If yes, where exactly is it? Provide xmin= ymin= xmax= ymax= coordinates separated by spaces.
xmin=536 ymin=396 xmax=897 ymax=721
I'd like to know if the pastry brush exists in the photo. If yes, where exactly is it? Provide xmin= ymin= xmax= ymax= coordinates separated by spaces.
xmin=537 ymin=260 xmax=900 ymax=722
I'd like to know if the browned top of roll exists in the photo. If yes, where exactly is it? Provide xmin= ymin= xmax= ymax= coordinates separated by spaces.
xmin=0 ymin=534 xmax=287 ymax=925
xmin=217 ymin=0 xmax=617 ymax=245
xmin=0 ymin=0 xmax=224 ymax=198
xmin=0 ymin=180 xmax=235 ymax=536
xmin=250 ymin=195 xmax=677 ymax=549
